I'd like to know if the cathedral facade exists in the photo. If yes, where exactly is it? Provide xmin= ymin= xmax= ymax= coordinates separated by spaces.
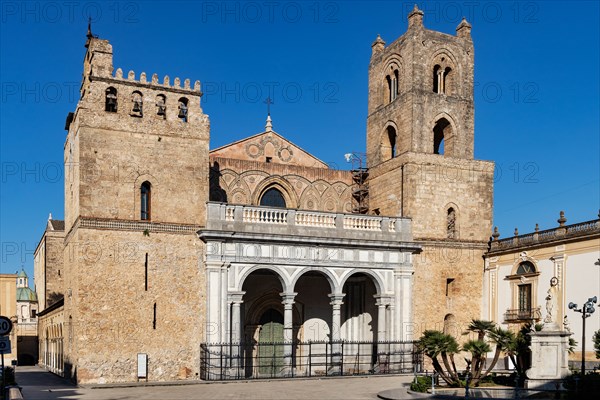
xmin=35 ymin=6 xmax=493 ymax=384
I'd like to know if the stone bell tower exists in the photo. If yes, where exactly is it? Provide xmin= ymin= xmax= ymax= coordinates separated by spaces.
xmin=60 ymin=25 xmax=210 ymax=383
xmin=366 ymin=6 xmax=495 ymax=338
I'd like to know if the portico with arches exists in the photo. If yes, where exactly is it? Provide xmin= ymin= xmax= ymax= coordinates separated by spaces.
xmin=199 ymin=202 xmax=420 ymax=378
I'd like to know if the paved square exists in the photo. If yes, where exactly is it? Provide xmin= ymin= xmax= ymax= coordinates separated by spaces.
xmin=16 ymin=366 xmax=415 ymax=399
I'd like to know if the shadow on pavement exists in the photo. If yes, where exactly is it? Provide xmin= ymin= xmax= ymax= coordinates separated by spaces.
xmin=15 ymin=366 xmax=81 ymax=400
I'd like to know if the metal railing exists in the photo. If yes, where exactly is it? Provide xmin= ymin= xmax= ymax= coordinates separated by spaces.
xmin=504 ymin=307 xmax=542 ymax=322
xmin=200 ymin=340 xmax=421 ymax=380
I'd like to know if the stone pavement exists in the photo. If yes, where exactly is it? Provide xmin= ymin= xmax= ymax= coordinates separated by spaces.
xmin=15 ymin=366 xmax=419 ymax=400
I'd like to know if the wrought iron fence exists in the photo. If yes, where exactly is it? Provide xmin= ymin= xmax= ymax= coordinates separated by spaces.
xmin=200 ymin=340 xmax=422 ymax=380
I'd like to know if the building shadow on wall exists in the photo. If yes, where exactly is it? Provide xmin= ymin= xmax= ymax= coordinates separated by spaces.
xmin=209 ymin=161 xmax=227 ymax=202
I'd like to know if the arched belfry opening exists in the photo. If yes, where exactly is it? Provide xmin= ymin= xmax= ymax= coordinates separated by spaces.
xmin=384 ymin=64 xmax=400 ymax=105
xmin=105 ymin=87 xmax=117 ymax=112
xmin=382 ymin=125 xmax=397 ymax=160
xmin=433 ymin=65 xmax=441 ymax=93
xmin=432 ymin=57 xmax=454 ymax=95
xmin=433 ymin=118 xmax=453 ymax=156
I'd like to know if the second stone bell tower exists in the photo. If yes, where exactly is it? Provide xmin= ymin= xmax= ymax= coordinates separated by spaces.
xmin=366 ymin=6 xmax=495 ymax=338
xmin=366 ymin=5 xmax=475 ymax=166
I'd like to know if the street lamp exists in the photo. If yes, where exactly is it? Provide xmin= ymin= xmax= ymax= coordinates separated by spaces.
xmin=568 ymin=296 xmax=597 ymax=378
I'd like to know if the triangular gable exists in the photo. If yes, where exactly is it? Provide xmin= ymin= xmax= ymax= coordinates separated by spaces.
xmin=210 ymin=130 xmax=328 ymax=168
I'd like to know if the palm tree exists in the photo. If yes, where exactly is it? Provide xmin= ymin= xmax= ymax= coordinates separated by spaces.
xmin=463 ymin=339 xmax=492 ymax=385
xmin=464 ymin=319 xmax=496 ymax=341
xmin=480 ymin=327 xmax=516 ymax=380
xmin=417 ymin=330 xmax=461 ymax=386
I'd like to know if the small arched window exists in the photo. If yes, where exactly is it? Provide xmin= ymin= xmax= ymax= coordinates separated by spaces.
xmin=131 ymin=91 xmax=143 ymax=117
xmin=387 ymin=125 xmax=397 ymax=159
xmin=178 ymin=97 xmax=189 ymax=122
xmin=141 ymin=181 xmax=151 ymax=220
xmin=433 ymin=118 xmax=452 ymax=155
xmin=447 ymin=207 xmax=456 ymax=239
xmin=260 ymin=188 xmax=286 ymax=208
xmin=105 ymin=87 xmax=117 ymax=112
xmin=433 ymin=65 xmax=441 ymax=93
xmin=156 ymin=94 xmax=166 ymax=118
xmin=516 ymin=261 xmax=536 ymax=275
xmin=386 ymin=67 xmax=399 ymax=103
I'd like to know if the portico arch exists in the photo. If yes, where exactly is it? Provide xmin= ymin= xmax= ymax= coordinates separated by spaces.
xmin=339 ymin=268 xmax=385 ymax=295
xmin=238 ymin=265 xmax=290 ymax=293
xmin=291 ymin=268 xmax=338 ymax=294
xmin=340 ymin=273 xmax=380 ymax=341
xmin=293 ymin=271 xmax=335 ymax=342
xmin=241 ymin=269 xmax=300 ymax=377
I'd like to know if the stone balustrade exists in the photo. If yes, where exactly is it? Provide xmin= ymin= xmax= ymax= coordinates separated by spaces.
xmin=489 ymin=218 xmax=599 ymax=253
xmin=205 ymin=202 xmax=413 ymax=243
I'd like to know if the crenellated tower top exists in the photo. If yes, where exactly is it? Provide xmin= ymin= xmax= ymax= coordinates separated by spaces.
xmin=71 ymin=30 xmax=207 ymax=137
xmin=63 ymin=27 xmax=210 ymax=231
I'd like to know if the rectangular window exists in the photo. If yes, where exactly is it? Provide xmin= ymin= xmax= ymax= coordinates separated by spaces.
xmin=518 ymin=284 xmax=532 ymax=316
xmin=446 ymin=278 xmax=455 ymax=297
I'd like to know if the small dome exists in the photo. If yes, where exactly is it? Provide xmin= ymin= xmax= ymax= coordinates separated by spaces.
xmin=17 ymin=287 xmax=37 ymax=302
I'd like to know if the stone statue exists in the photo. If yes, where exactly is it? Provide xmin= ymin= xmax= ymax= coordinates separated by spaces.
xmin=544 ymin=277 xmax=559 ymax=324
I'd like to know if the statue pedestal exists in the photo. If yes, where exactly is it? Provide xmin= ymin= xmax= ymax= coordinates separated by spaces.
xmin=525 ymin=329 xmax=571 ymax=390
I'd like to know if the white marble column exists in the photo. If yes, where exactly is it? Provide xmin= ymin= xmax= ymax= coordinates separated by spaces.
xmin=328 ymin=293 xmax=345 ymax=370
xmin=328 ymin=293 xmax=345 ymax=343
xmin=281 ymin=292 xmax=297 ymax=372
xmin=228 ymin=291 xmax=245 ymax=344
xmin=228 ymin=291 xmax=245 ymax=371
xmin=374 ymin=295 xmax=391 ymax=343
xmin=220 ymin=262 xmax=230 ymax=342
xmin=388 ymin=303 xmax=395 ymax=342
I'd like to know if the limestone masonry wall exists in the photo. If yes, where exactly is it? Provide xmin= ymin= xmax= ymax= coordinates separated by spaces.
xmin=63 ymin=228 xmax=204 ymax=384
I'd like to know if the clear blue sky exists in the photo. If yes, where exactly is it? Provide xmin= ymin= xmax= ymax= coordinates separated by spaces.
xmin=1 ymin=1 xmax=599 ymax=284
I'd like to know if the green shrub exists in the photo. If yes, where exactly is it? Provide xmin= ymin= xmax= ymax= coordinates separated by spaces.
xmin=410 ymin=376 xmax=432 ymax=393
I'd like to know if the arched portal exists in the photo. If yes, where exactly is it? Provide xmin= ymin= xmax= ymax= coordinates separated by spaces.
xmin=341 ymin=273 xmax=379 ymax=342
xmin=241 ymin=268 xmax=299 ymax=377
xmin=294 ymin=271 xmax=334 ymax=342
xmin=242 ymin=269 xmax=285 ymax=343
